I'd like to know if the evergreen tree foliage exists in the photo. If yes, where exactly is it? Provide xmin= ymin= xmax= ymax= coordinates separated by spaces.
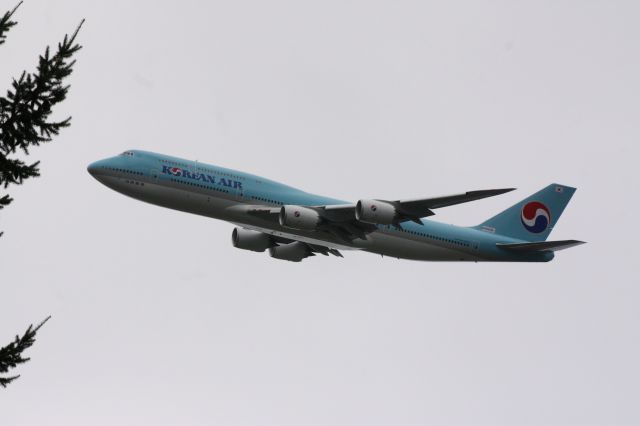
xmin=1 ymin=2 xmax=82 ymax=389
xmin=0 ymin=316 xmax=50 ymax=388
xmin=0 ymin=2 xmax=83 ymax=236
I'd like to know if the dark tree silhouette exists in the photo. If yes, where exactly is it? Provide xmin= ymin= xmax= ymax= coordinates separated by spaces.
xmin=0 ymin=1 xmax=84 ymax=237
xmin=1 ymin=2 xmax=83 ymax=388
xmin=0 ymin=317 xmax=50 ymax=388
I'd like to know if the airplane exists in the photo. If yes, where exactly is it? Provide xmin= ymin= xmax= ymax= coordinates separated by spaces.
xmin=87 ymin=150 xmax=584 ymax=262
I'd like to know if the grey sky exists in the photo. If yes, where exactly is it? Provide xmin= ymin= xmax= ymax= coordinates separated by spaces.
xmin=2 ymin=1 xmax=638 ymax=424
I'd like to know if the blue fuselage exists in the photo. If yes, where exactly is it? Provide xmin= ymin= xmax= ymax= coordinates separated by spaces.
xmin=88 ymin=150 xmax=553 ymax=262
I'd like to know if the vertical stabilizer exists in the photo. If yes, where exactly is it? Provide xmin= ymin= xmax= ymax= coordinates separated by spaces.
xmin=474 ymin=184 xmax=576 ymax=242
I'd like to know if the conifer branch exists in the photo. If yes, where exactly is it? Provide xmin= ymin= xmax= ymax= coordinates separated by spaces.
xmin=0 ymin=2 xmax=22 ymax=46
xmin=0 ymin=4 xmax=84 ymax=236
xmin=0 ymin=316 xmax=50 ymax=388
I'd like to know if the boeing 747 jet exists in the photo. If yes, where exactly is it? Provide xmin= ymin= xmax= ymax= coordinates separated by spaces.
xmin=88 ymin=150 xmax=584 ymax=262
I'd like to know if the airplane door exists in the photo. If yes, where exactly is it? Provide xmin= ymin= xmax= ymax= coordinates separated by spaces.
xmin=148 ymin=167 xmax=161 ymax=182
xmin=236 ymin=183 xmax=245 ymax=202
xmin=471 ymin=241 xmax=480 ymax=251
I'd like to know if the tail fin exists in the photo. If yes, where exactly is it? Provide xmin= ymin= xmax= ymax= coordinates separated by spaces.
xmin=475 ymin=183 xmax=576 ymax=242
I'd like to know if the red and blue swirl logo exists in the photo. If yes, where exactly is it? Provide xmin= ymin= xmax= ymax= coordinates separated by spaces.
xmin=521 ymin=201 xmax=551 ymax=233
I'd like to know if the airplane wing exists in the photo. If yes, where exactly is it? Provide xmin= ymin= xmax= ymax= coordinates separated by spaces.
xmin=238 ymin=187 xmax=515 ymax=241
xmin=320 ymin=188 xmax=516 ymax=224
xmin=256 ymin=232 xmax=344 ymax=259
xmin=239 ymin=204 xmax=375 ymax=241
xmin=395 ymin=188 xmax=516 ymax=219
xmin=267 ymin=234 xmax=343 ymax=256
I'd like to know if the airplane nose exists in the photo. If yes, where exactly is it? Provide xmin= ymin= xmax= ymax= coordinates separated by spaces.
xmin=87 ymin=161 xmax=99 ymax=176
xmin=87 ymin=160 xmax=109 ymax=178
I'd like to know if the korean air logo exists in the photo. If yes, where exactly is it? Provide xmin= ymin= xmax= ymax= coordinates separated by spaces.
xmin=169 ymin=167 xmax=182 ymax=176
xmin=521 ymin=201 xmax=551 ymax=233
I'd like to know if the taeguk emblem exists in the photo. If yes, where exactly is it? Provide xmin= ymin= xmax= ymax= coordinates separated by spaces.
xmin=521 ymin=201 xmax=551 ymax=233
xmin=294 ymin=211 xmax=300 ymax=218
xmin=169 ymin=167 xmax=182 ymax=176
xmin=370 ymin=204 xmax=377 ymax=212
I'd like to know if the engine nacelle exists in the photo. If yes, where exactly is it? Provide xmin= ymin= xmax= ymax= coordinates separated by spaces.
xmin=355 ymin=199 xmax=398 ymax=225
xmin=268 ymin=242 xmax=311 ymax=262
xmin=231 ymin=228 xmax=273 ymax=252
xmin=279 ymin=205 xmax=321 ymax=230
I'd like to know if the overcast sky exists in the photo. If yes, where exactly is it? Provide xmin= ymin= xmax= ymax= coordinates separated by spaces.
xmin=1 ymin=1 xmax=639 ymax=425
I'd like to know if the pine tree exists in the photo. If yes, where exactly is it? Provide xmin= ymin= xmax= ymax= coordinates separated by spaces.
xmin=0 ymin=2 xmax=83 ymax=388
xmin=0 ymin=1 xmax=84 ymax=237
xmin=0 ymin=317 xmax=50 ymax=388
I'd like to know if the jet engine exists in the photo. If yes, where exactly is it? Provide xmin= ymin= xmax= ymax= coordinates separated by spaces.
xmin=268 ymin=242 xmax=311 ymax=262
xmin=355 ymin=199 xmax=398 ymax=225
xmin=231 ymin=228 xmax=273 ymax=252
xmin=279 ymin=205 xmax=321 ymax=230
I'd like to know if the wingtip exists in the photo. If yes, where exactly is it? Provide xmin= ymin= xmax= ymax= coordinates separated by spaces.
xmin=483 ymin=188 xmax=516 ymax=196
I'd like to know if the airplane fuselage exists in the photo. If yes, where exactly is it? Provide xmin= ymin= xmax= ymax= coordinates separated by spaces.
xmin=88 ymin=150 xmax=554 ymax=262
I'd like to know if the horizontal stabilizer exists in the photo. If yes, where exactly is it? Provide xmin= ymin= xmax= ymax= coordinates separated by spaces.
xmin=497 ymin=240 xmax=586 ymax=252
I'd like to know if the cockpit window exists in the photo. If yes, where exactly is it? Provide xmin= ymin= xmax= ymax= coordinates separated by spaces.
xmin=120 ymin=151 xmax=134 ymax=157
